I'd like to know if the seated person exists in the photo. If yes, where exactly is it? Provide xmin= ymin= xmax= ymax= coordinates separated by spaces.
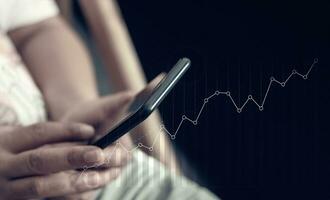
xmin=0 ymin=0 xmax=218 ymax=199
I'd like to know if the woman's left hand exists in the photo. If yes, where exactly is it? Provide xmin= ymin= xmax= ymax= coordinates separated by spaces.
xmin=48 ymin=91 xmax=135 ymax=200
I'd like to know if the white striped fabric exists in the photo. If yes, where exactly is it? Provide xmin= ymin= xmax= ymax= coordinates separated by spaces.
xmin=0 ymin=33 xmax=46 ymax=126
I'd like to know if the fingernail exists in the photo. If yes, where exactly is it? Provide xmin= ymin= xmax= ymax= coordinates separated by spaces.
xmin=84 ymin=149 xmax=104 ymax=163
xmin=104 ymin=168 xmax=122 ymax=181
xmin=86 ymin=172 xmax=101 ymax=188
xmin=126 ymin=152 xmax=133 ymax=161
xmin=114 ymin=168 xmax=122 ymax=176
xmin=79 ymin=124 xmax=95 ymax=136
xmin=70 ymin=123 xmax=95 ymax=139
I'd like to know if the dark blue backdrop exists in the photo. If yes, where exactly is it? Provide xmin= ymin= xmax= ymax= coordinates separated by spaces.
xmin=114 ymin=1 xmax=329 ymax=199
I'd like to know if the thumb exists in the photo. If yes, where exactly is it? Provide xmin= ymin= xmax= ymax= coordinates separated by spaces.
xmin=95 ymin=72 xmax=165 ymax=121
xmin=98 ymin=91 xmax=134 ymax=119
xmin=63 ymin=91 xmax=134 ymax=125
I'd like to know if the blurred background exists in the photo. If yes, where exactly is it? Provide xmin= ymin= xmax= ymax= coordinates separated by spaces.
xmin=64 ymin=0 xmax=330 ymax=199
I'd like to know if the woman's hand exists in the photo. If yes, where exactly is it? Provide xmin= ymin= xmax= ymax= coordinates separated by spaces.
xmin=62 ymin=91 xmax=131 ymax=126
xmin=61 ymin=91 xmax=135 ymax=150
xmin=0 ymin=122 xmax=125 ymax=199
xmin=51 ymin=91 xmax=135 ymax=200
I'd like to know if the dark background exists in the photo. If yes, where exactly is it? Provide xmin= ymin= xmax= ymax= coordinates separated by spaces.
xmin=78 ymin=0 xmax=330 ymax=199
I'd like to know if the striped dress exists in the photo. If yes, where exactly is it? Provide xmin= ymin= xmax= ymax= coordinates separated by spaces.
xmin=0 ymin=33 xmax=46 ymax=126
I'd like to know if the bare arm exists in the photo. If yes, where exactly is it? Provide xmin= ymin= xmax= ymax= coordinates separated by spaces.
xmin=80 ymin=0 xmax=180 ymax=173
xmin=9 ymin=19 xmax=130 ymax=200
xmin=9 ymin=16 xmax=98 ymax=120
xmin=9 ymin=13 xmax=179 ymax=173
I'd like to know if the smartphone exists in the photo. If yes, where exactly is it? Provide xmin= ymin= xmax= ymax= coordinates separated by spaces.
xmin=92 ymin=58 xmax=191 ymax=148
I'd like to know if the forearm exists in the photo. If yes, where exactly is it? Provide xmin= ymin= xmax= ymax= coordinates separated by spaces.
xmin=9 ymin=16 xmax=98 ymax=120
xmin=9 ymin=14 xmax=180 ymax=172
xmin=81 ymin=0 xmax=181 ymax=172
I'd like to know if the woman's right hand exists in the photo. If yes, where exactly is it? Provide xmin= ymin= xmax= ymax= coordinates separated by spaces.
xmin=0 ymin=122 xmax=124 ymax=199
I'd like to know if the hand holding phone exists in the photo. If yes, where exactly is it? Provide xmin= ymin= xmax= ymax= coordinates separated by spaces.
xmin=92 ymin=58 xmax=191 ymax=148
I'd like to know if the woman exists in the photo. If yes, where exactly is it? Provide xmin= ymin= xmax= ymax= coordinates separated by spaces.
xmin=0 ymin=0 xmax=218 ymax=199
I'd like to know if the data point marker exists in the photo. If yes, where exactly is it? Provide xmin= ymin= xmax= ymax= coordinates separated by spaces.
xmin=72 ymin=60 xmax=318 ymax=188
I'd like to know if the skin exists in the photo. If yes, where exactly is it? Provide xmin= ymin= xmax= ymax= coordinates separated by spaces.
xmin=8 ymin=16 xmax=99 ymax=120
xmin=0 ymin=92 xmax=134 ymax=199
xmin=7 ymin=16 xmax=132 ymax=199
xmin=0 ymin=122 xmax=122 ymax=199
xmin=5 ymin=14 xmax=176 ymax=199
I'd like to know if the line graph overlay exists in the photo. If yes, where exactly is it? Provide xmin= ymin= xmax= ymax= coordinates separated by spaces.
xmin=77 ymin=58 xmax=318 ymax=182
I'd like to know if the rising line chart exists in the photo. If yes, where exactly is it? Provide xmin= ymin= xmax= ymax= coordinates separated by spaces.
xmin=77 ymin=58 xmax=318 ymax=182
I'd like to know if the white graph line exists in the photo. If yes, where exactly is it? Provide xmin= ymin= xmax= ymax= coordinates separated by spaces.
xmin=77 ymin=58 xmax=318 ymax=182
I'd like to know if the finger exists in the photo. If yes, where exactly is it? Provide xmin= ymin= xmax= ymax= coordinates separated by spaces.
xmin=144 ymin=73 xmax=166 ymax=94
xmin=48 ymin=190 xmax=100 ymax=200
xmin=100 ymin=91 xmax=135 ymax=118
xmin=43 ymin=141 xmax=86 ymax=149
xmin=69 ymin=91 xmax=134 ymax=125
xmin=6 ymin=146 xmax=105 ymax=178
xmin=126 ymin=73 xmax=165 ymax=113
xmin=0 ymin=125 xmax=19 ymax=136
xmin=4 ymin=122 xmax=94 ymax=153
xmin=99 ymin=143 xmax=132 ymax=168
xmin=6 ymin=169 xmax=121 ymax=199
